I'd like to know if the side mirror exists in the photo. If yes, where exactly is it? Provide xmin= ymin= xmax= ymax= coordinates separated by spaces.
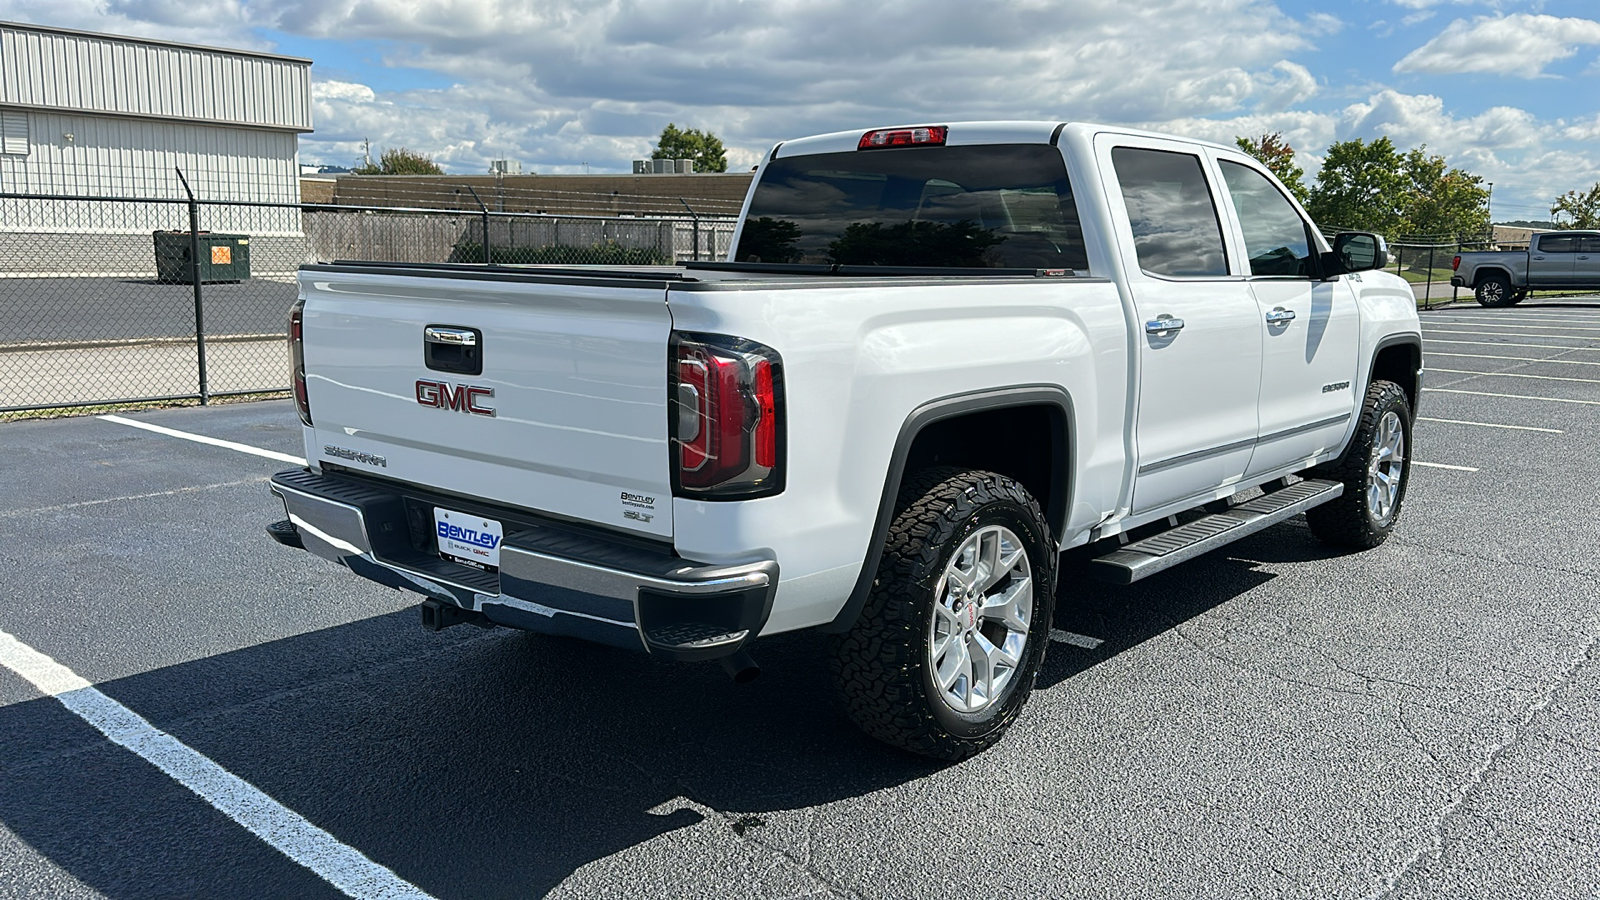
xmin=1324 ymin=232 xmax=1388 ymax=277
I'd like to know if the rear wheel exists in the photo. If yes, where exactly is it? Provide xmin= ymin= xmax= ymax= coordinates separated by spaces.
xmin=1475 ymin=274 xmax=1515 ymax=307
xmin=830 ymin=468 xmax=1056 ymax=760
xmin=1306 ymin=380 xmax=1412 ymax=549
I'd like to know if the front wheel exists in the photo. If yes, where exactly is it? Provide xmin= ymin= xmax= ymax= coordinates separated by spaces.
xmin=1306 ymin=380 xmax=1413 ymax=549
xmin=829 ymin=468 xmax=1057 ymax=760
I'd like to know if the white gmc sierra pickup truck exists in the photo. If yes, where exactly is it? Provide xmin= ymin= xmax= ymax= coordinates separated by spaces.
xmin=268 ymin=122 xmax=1423 ymax=759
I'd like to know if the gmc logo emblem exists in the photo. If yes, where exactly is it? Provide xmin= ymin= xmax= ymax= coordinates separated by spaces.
xmin=416 ymin=380 xmax=496 ymax=417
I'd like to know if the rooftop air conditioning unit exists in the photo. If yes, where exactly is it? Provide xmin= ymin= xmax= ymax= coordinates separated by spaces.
xmin=633 ymin=159 xmax=695 ymax=174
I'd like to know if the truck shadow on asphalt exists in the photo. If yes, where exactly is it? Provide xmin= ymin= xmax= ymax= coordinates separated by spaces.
xmin=0 ymin=526 xmax=1345 ymax=899
xmin=1040 ymin=522 xmax=1346 ymax=689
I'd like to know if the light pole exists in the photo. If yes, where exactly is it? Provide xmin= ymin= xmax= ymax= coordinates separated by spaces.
xmin=1486 ymin=182 xmax=1494 ymax=240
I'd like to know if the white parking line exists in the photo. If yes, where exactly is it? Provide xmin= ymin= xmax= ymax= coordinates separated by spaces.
xmin=1050 ymin=629 xmax=1105 ymax=649
xmin=1424 ymin=388 xmax=1600 ymax=406
xmin=0 ymin=478 xmax=271 ymax=519
xmin=1416 ymin=417 xmax=1563 ymax=433
xmin=1429 ymin=367 xmax=1600 ymax=384
xmin=1424 ymin=328 xmax=1600 ymax=339
xmin=1413 ymin=461 xmax=1480 ymax=472
xmin=100 ymin=415 xmax=306 ymax=465
xmin=1433 ymin=312 xmax=1600 ymax=325
xmin=1425 ymin=338 xmax=1600 ymax=351
xmin=1428 ymin=352 xmax=1600 ymax=367
xmin=0 ymin=629 xmax=437 ymax=900
xmin=1422 ymin=318 xmax=1600 ymax=331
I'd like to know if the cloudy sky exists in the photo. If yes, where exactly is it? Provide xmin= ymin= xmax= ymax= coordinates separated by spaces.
xmin=4 ymin=0 xmax=1598 ymax=222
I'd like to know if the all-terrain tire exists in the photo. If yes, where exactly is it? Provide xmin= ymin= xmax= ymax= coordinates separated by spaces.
xmin=829 ymin=468 xmax=1057 ymax=761
xmin=1306 ymin=380 xmax=1413 ymax=549
xmin=1475 ymin=274 xmax=1515 ymax=307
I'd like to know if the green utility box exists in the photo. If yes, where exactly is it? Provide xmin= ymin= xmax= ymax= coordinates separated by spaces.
xmin=153 ymin=231 xmax=252 ymax=283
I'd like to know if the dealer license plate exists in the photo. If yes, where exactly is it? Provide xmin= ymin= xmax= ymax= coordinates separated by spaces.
xmin=433 ymin=507 xmax=503 ymax=572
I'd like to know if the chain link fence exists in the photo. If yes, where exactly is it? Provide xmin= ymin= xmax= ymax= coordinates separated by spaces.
xmin=1318 ymin=225 xmax=1500 ymax=309
xmin=1 ymin=185 xmax=737 ymax=414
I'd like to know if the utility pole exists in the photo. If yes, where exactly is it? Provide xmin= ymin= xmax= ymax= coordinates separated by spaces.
xmin=1486 ymin=182 xmax=1494 ymax=244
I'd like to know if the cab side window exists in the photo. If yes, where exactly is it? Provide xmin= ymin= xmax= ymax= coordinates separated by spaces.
xmin=1578 ymin=234 xmax=1600 ymax=253
xmin=1111 ymin=147 xmax=1228 ymax=278
xmin=1537 ymin=234 xmax=1577 ymax=253
xmin=1219 ymin=161 xmax=1315 ymax=277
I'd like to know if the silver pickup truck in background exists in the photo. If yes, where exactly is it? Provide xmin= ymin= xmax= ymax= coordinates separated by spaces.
xmin=1452 ymin=231 xmax=1600 ymax=306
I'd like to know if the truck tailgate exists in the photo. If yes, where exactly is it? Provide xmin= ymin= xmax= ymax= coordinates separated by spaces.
xmin=299 ymin=269 xmax=674 ymax=538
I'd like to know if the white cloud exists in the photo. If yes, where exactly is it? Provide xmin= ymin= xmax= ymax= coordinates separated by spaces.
xmin=4 ymin=0 xmax=1594 ymax=219
xmin=0 ymin=0 xmax=263 ymax=48
xmin=311 ymin=80 xmax=376 ymax=103
xmin=264 ymin=0 xmax=1334 ymax=173
xmin=1386 ymin=0 xmax=1486 ymax=8
xmin=1395 ymin=13 xmax=1600 ymax=77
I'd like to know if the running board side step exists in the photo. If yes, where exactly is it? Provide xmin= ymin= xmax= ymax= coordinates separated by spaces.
xmin=1089 ymin=479 xmax=1343 ymax=585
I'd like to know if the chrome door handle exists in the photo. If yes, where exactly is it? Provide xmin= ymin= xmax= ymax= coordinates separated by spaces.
xmin=424 ymin=326 xmax=478 ymax=346
xmin=1265 ymin=307 xmax=1296 ymax=325
xmin=1145 ymin=316 xmax=1184 ymax=335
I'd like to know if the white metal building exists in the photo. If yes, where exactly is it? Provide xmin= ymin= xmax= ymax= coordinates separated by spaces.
xmin=0 ymin=20 xmax=312 ymax=268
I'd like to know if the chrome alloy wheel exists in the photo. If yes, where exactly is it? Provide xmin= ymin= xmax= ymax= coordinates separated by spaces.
xmin=1367 ymin=410 xmax=1406 ymax=523
xmin=927 ymin=525 xmax=1033 ymax=714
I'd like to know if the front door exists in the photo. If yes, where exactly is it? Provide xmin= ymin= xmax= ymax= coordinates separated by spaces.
xmin=1100 ymin=139 xmax=1261 ymax=515
xmin=1215 ymin=159 xmax=1360 ymax=476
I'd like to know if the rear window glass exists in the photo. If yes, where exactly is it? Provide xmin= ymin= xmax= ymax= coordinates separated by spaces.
xmin=736 ymin=145 xmax=1088 ymax=270
xmin=1111 ymin=147 xmax=1229 ymax=278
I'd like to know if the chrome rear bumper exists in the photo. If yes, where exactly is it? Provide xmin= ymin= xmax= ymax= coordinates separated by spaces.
xmin=268 ymin=469 xmax=776 ymax=661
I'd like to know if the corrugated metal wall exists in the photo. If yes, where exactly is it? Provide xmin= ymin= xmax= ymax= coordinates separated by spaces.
xmin=0 ymin=110 xmax=301 ymax=234
xmin=0 ymin=24 xmax=311 ymax=236
xmin=0 ymin=25 xmax=311 ymax=131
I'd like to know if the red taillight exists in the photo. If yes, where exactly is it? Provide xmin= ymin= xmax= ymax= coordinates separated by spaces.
xmin=672 ymin=333 xmax=784 ymax=499
xmin=288 ymin=299 xmax=312 ymax=427
xmin=753 ymin=359 xmax=776 ymax=468
xmin=858 ymin=125 xmax=948 ymax=150
xmin=1452 ymin=255 xmax=1461 ymax=271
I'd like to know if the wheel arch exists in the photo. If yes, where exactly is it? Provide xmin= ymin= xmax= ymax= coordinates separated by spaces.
xmin=1368 ymin=335 xmax=1423 ymax=415
xmin=820 ymin=386 xmax=1074 ymax=634
xmin=1469 ymin=266 xmax=1513 ymax=288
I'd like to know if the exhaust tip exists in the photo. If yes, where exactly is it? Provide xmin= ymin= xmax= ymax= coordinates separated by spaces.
xmin=719 ymin=649 xmax=760 ymax=683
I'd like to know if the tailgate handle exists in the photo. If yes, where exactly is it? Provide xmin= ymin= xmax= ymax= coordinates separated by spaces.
xmin=424 ymin=325 xmax=483 ymax=376
xmin=424 ymin=327 xmax=478 ymax=346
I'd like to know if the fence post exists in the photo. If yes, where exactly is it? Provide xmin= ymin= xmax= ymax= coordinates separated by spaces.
xmin=175 ymin=167 xmax=209 ymax=405
xmin=466 ymin=185 xmax=492 ymax=265
xmin=679 ymin=199 xmax=700 ymax=261
xmin=1452 ymin=241 xmax=1461 ymax=304
xmin=1424 ymin=245 xmax=1436 ymax=310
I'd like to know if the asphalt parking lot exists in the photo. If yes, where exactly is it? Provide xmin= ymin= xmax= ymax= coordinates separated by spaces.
xmin=2 ymin=297 xmax=1598 ymax=899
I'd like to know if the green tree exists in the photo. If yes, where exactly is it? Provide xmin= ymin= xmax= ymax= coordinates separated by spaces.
xmin=1396 ymin=147 xmax=1490 ymax=239
xmin=826 ymin=220 xmax=1005 ymax=267
xmin=1306 ymin=137 xmax=1407 ymax=235
xmin=1551 ymin=183 xmax=1600 ymax=229
xmin=737 ymin=217 xmax=804 ymax=263
xmin=353 ymin=146 xmax=444 ymax=175
xmin=1235 ymin=132 xmax=1309 ymax=204
xmin=652 ymin=123 xmax=728 ymax=173
xmin=1308 ymin=137 xmax=1491 ymax=240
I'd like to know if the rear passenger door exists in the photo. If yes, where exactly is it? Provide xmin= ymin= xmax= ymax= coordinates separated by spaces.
xmin=1576 ymin=234 xmax=1600 ymax=285
xmin=1098 ymin=137 xmax=1262 ymax=515
xmin=1530 ymin=233 xmax=1577 ymax=286
xmin=1215 ymin=157 xmax=1360 ymax=477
